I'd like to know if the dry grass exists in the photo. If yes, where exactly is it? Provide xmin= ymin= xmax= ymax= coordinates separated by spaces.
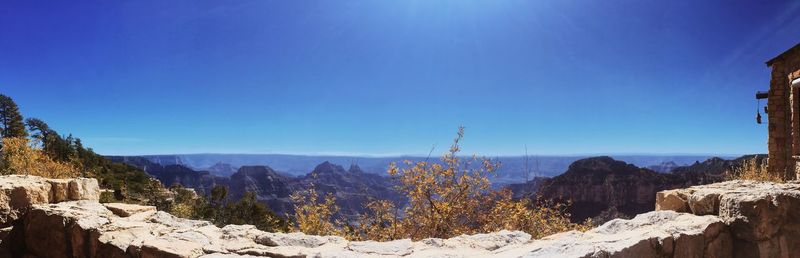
xmin=726 ymin=157 xmax=784 ymax=183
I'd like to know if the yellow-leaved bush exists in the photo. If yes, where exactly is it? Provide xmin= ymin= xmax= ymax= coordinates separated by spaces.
xmin=292 ymin=127 xmax=591 ymax=240
xmin=0 ymin=137 xmax=79 ymax=179
xmin=291 ymin=186 xmax=344 ymax=236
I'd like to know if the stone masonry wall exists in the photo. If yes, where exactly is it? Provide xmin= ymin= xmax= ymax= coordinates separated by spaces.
xmin=767 ymin=44 xmax=800 ymax=179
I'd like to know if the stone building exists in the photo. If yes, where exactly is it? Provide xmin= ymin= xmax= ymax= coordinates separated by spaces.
xmin=766 ymin=43 xmax=800 ymax=179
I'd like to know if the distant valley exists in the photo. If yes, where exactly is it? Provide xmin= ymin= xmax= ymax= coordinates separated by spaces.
xmin=123 ymin=154 xmax=730 ymax=184
xmin=107 ymin=153 xmax=752 ymax=223
xmin=106 ymin=156 xmax=403 ymax=220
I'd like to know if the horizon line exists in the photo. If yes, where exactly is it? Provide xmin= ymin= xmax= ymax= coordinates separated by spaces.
xmin=102 ymin=152 xmax=753 ymax=158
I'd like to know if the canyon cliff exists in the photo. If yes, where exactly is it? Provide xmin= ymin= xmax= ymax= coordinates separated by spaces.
xmin=510 ymin=156 xmax=759 ymax=223
xmin=111 ymin=157 xmax=402 ymax=220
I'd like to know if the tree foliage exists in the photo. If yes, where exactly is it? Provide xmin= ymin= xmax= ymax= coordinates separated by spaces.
xmin=291 ymin=186 xmax=343 ymax=236
xmin=164 ymin=185 xmax=290 ymax=233
xmin=25 ymin=118 xmax=76 ymax=163
xmin=0 ymin=93 xmax=154 ymax=202
xmin=0 ymin=137 xmax=79 ymax=178
xmin=0 ymin=94 xmax=27 ymax=139
xmin=0 ymin=93 xmax=289 ymax=232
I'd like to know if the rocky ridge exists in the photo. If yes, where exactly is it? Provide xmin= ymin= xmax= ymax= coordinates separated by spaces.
xmin=0 ymin=175 xmax=798 ymax=257
xmin=113 ymin=157 xmax=400 ymax=220
xmin=512 ymin=156 xmax=739 ymax=223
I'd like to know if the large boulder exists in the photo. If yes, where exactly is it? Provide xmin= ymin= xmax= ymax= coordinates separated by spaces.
xmin=24 ymin=201 xmax=113 ymax=258
xmin=10 ymin=200 xmax=739 ymax=258
xmin=9 ymin=200 xmax=537 ymax=257
xmin=0 ymin=175 xmax=99 ymax=227
xmin=495 ymin=211 xmax=731 ymax=258
xmin=656 ymin=180 xmax=800 ymax=258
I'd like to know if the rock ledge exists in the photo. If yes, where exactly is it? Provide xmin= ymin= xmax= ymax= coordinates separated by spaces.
xmin=0 ymin=176 xmax=798 ymax=257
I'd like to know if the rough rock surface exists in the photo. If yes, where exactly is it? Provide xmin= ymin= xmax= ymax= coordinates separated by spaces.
xmin=656 ymin=180 xmax=800 ymax=258
xmin=2 ymin=176 xmax=800 ymax=257
xmin=104 ymin=203 xmax=157 ymax=217
xmin=7 ymin=201 xmax=733 ymax=258
xmin=0 ymin=175 xmax=99 ymax=227
xmin=9 ymin=200 xmax=534 ymax=258
xmin=513 ymin=156 xmax=722 ymax=223
xmin=502 ymin=211 xmax=731 ymax=258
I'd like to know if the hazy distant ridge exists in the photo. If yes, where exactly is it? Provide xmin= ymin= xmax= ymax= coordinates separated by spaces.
xmin=131 ymin=154 xmax=729 ymax=184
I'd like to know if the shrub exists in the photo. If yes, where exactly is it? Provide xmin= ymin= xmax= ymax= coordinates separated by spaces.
xmin=167 ymin=185 xmax=290 ymax=233
xmin=0 ymin=137 xmax=79 ymax=178
xmin=351 ymin=199 xmax=402 ymax=241
xmin=293 ymin=127 xmax=591 ymax=240
xmin=99 ymin=190 xmax=117 ymax=203
xmin=480 ymin=189 xmax=592 ymax=239
xmin=726 ymin=156 xmax=782 ymax=182
xmin=291 ymin=186 xmax=343 ymax=236
xmin=226 ymin=192 xmax=290 ymax=232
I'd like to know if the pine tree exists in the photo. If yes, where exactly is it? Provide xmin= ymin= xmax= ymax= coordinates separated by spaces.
xmin=24 ymin=118 xmax=75 ymax=162
xmin=25 ymin=117 xmax=53 ymax=150
xmin=0 ymin=94 xmax=27 ymax=138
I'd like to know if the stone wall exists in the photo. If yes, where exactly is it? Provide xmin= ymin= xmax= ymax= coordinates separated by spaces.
xmin=766 ymin=43 xmax=800 ymax=179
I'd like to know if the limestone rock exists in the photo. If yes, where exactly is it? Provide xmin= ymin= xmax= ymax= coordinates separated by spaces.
xmin=47 ymin=178 xmax=71 ymax=202
xmin=141 ymin=238 xmax=205 ymax=258
xmin=500 ymin=211 xmax=730 ymax=258
xmin=0 ymin=175 xmax=52 ymax=226
xmin=0 ymin=175 xmax=100 ymax=227
xmin=255 ymin=231 xmax=344 ymax=248
xmin=200 ymin=254 xmax=262 ymax=258
xmin=347 ymin=239 xmax=413 ymax=256
xmin=13 ymin=199 xmax=547 ymax=258
xmin=68 ymin=177 xmax=101 ymax=201
xmin=24 ymin=201 xmax=113 ymax=258
xmin=656 ymin=180 xmax=800 ymax=257
xmin=418 ymin=230 xmax=531 ymax=252
xmin=7 ymin=175 xmax=800 ymax=258
xmin=655 ymin=189 xmax=689 ymax=212
xmin=104 ymin=203 xmax=157 ymax=217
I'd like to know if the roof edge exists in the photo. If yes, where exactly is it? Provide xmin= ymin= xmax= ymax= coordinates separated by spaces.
xmin=767 ymin=43 xmax=800 ymax=66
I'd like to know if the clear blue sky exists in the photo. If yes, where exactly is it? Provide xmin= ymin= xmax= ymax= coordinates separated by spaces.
xmin=1 ymin=1 xmax=799 ymax=156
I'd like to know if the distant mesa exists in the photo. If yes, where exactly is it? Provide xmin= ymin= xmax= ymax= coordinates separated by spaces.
xmin=647 ymin=161 xmax=681 ymax=173
xmin=207 ymin=162 xmax=237 ymax=177
xmin=307 ymin=161 xmax=342 ymax=176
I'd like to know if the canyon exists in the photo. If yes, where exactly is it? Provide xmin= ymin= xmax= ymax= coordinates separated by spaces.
xmin=110 ymin=155 xmax=756 ymax=224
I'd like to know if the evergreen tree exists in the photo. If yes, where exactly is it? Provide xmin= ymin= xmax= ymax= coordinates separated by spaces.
xmin=25 ymin=118 xmax=52 ymax=144
xmin=0 ymin=94 xmax=27 ymax=138
xmin=227 ymin=192 xmax=289 ymax=232
xmin=25 ymin=117 xmax=54 ymax=152
xmin=25 ymin=118 xmax=75 ymax=162
xmin=0 ymin=94 xmax=154 ymax=200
